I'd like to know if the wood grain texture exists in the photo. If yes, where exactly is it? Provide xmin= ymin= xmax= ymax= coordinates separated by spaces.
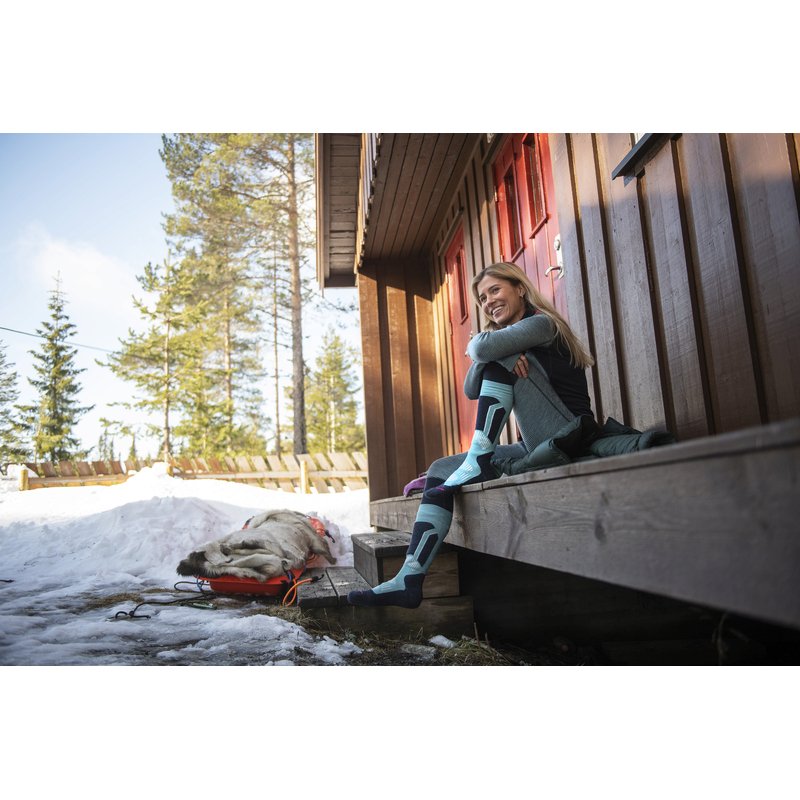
xmin=386 ymin=275 xmax=418 ymax=493
xmin=351 ymin=530 xmax=460 ymax=598
xmin=413 ymin=135 xmax=475 ymax=256
xmin=676 ymin=133 xmax=762 ymax=432
xmin=550 ymin=133 xmax=600 ymax=416
xmin=407 ymin=262 xmax=446 ymax=475
xmin=641 ymin=138 xmax=710 ymax=439
xmin=302 ymin=591 xmax=475 ymax=639
xmin=394 ymin=134 xmax=455 ymax=256
xmin=371 ymin=418 xmax=800 ymax=629
xmin=599 ymin=133 xmax=666 ymax=431
xmin=570 ymin=133 xmax=625 ymax=423
xmin=726 ymin=133 xmax=800 ymax=421
xmin=472 ymin=149 xmax=495 ymax=270
xmin=358 ymin=266 xmax=389 ymax=499
xmin=373 ymin=133 xmax=425 ymax=258
xmin=364 ymin=134 xmax=408 ymax=260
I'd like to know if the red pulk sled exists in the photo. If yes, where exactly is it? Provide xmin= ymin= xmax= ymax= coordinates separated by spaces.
xmin=197 ymin=514 xmax=331 ymax=598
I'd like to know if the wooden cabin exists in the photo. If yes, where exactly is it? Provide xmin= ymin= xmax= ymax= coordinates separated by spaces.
xmin=315 ymin=133 xmax=800 ymax=660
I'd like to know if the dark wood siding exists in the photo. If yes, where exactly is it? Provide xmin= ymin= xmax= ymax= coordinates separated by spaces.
xmin=551 ymin=132 xmax=800 ymax=440
xmin=353 ymin=132 xmax=800 ymax=499
xmin=358 ymin=259 xmax=445 ymax=499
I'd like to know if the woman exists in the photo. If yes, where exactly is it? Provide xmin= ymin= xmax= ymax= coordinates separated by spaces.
xmin=347 ymin=262 xmax=595 ymax=609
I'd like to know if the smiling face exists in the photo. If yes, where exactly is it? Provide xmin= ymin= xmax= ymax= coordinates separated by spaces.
xmin=476 ymin=274 xmax=527 ymax=327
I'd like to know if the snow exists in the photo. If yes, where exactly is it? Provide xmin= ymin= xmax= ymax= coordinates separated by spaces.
xmin=0 ymin=463 xmax=369 ymax=666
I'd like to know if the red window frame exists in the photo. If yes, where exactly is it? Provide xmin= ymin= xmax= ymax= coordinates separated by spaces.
xmin=522 ymin=133 xmax=548 ymax=236
xmin=492 ymin=137 xmax=524 ymax=262
xmin=454 ymin=247 xmax=469 ymax=323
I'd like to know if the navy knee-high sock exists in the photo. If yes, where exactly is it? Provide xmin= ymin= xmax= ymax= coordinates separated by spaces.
xmin=347 ymin=364 xmax=515 ymax=609
xmin=347 ymin=478 xmax=453 ymax=608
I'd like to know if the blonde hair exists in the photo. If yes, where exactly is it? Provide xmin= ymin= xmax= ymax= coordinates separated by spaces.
xmin=471 ymin=262 xmax=595 ymax=369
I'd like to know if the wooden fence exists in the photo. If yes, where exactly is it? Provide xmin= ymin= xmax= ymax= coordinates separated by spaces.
xmin=20 ymin=452 xmax=369 ymax=493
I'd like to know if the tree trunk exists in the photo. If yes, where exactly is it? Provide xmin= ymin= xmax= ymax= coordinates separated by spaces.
xmin=287 ymin=134 xmax=306 ymax=454
xmin=272 ymin=249 xmax=282 ymax=455
xmin=163 ymin=316 xmax=171 ymax=461
xmin=223 ymin=292 xmax=233 ymax=452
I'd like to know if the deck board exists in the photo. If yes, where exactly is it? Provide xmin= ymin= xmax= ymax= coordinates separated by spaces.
xmin=371 ymin=419 xmax=800 ymax=629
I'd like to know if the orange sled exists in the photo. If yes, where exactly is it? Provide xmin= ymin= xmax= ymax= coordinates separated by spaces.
xmin=195 ymin=514 xmax=329 ymax=596
xmin=201 ymin=568 xmax=306 ymax=596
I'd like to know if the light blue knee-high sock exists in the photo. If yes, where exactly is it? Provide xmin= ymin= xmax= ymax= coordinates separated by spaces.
xmin=347 ymin=500 xmax=452 ymax=608
xmin=443 ymin=378 xmax=514 ymax=488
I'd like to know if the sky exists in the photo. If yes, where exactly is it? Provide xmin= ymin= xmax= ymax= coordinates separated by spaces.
xmin=0 ymin=133 xmax=360 ymax=458
xmin=1 ymin=1 xmax=791 ymax=462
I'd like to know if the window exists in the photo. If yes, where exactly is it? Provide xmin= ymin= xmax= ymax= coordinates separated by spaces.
xmin=455 ymin=249 xmax=469 ymax=322
xmin=502 ymin=166 xmax=522 ymax=257
xmin=523 ymin=134 xmax=547 ymax=234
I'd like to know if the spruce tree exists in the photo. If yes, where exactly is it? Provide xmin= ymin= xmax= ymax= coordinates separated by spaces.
xmin=305 ymin=329 xmax=365 ymax=453
xmin=0 ymin=340 xmax=29 ymax=467
xmin=16 ymin=279 xmax=93 ymax=461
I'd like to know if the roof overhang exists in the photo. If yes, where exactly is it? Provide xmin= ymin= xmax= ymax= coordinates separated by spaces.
xmin=315 ymin=133 xmax=481 ymax=289
xmin=315 ymin=132 xmax=361 ymax=289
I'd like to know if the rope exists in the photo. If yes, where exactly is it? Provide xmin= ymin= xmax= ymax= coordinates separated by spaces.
xmin=281 ymin=578 xmax=314 ymax=607
xmin=113 ymin=579 xmax=223 ymax=619
xmin=114 ymin=594 xmax=217 ymax=620
xmin=115 ymin=511 xmax=334 ymax=618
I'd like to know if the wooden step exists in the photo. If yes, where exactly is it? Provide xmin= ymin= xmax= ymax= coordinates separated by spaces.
xmin=351 ymin=531 xmax=460 ymax=599
xmin=297 ymin=567 xmax=370 ymax=608
xmin=297 ymin=567 xmax=474 ymax=639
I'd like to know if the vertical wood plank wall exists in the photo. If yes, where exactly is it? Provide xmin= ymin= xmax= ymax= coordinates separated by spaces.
xmin=360 ymin=133 xmax=800 ymax=499
xmin=550 ymin=132 xmax=800 ymax=438
xmin=358 ymin=260 xmax=445 ymax=499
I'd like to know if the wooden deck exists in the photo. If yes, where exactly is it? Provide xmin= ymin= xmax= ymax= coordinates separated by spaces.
xmin=370 ymin=419 xmax=800 ymax=631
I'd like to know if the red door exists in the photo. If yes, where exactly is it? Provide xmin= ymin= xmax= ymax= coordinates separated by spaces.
xmin=444 ymin=226 xmax=474 ymax=452
xmin=492 ymin=133 xmax=565 ymax=316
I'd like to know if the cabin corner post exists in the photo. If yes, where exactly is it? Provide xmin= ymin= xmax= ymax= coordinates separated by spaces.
xmin=358 ymin=259 xmax=446 ymax=501
xmin=357 ymin=264 xmax=390 ymax=501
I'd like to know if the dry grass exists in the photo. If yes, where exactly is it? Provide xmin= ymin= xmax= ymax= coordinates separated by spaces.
xmin=82 ymin=586 xmax=585 ymax=665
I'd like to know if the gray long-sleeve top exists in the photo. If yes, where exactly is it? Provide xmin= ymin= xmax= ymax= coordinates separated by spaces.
xmin=463 ymin=313 xmax=556 ymax=399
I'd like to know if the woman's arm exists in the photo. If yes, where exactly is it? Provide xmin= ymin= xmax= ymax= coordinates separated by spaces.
xmin=467 ymin=314 xmax=556 ymax=364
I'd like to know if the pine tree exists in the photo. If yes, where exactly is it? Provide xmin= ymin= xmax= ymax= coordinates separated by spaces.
xmin=254 ymin=232 xmax=304 ymax=455
xmin=231 ymin=133 xmax=316 ymax=454
xmin=160 ymin=134 xmax=267 ymax=455
xmin=0 ymin=340 xmax=29 ymax=467
xmin=157 ymin=133 xmax=322 ymax=457
xmin=305 ymin=329 xmax=365 ymax=453
xmin=100 ymin=256 xmax=205 ymax=460
xmin=16 ymin=278 xmax=93 ymax=461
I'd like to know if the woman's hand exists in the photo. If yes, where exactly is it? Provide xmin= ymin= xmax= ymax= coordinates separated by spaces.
xmin=513 ymin=354 xmax=528 ymax=378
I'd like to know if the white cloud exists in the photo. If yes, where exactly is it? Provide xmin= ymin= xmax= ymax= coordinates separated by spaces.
xmin=17 ymin=223 xmax=141 ymax=333
xmin=3 ymin=224 xmax=155 ymax=455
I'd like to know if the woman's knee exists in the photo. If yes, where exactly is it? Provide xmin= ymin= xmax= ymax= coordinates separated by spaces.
xmin=483 ymin=360 xmax=516 ymax=385
xmin=426 ymin=453 xmax=466 ymax=481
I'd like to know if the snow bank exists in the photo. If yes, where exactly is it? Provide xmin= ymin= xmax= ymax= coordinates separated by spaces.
xmin=0 ymin=467 xmax=371 ymax=665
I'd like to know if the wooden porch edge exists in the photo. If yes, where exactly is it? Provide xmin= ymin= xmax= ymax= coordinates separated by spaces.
xmin=370 ymin=418 xmax=800 ymax=630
